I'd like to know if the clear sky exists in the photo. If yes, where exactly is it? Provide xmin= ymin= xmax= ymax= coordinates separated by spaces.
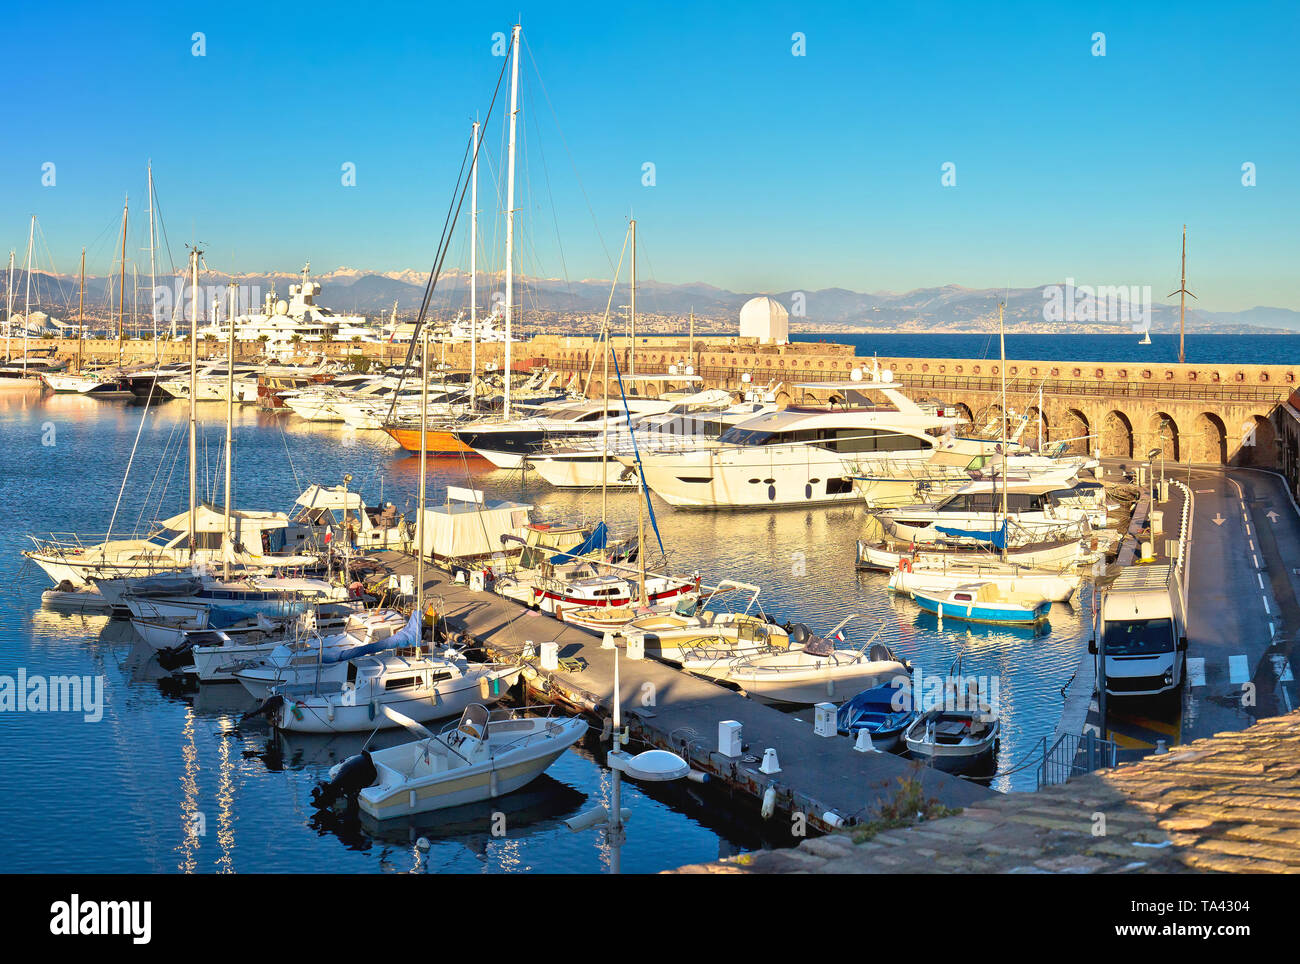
xmin=2 ymin=1 xmax=1297 ymax=311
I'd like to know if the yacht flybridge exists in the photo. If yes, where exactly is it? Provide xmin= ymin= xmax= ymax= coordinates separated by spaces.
xmin=196 ymin=263 xmax=379 ymax=348
xmin=628 ymin=370 xmax=960 ymax=509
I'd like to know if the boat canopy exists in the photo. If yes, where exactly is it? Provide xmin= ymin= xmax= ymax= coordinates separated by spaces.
xmin=550 ymin=521 xmax=608 ymax=564
xmin=935 ymin=520 xmax=1008 ymax=549
xmin=294 ymin=484 xmax=366 ymax=512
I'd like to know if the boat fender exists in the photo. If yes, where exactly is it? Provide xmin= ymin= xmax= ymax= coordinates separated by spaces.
xmin=368 ymin=700 xmax=376 ymax=721
xmin=822 ymin=811 xmax=846 ymax=829
xmin=760 ymin=785 xmax=777 ymax=819
xmin=686 ymin=769 xmax=709 ymax=784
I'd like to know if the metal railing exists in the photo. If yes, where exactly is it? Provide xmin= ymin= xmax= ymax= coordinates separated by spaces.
xmin=1037 ymin=730 xmax=1118 ymax=788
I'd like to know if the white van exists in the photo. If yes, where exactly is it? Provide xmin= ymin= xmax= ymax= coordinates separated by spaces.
xmin=1090 ymin=564 xmax=1187 ymax=697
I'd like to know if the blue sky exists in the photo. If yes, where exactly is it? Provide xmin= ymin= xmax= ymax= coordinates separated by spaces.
xmin=2 ymin=1 xmax=1297 ymax=310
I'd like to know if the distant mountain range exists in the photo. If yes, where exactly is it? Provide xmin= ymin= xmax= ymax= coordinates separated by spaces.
xmin=8 ymin=266 xmax=1298 ymax=334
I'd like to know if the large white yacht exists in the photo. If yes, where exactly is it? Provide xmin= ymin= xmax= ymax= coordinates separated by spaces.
xmin=627 ymin=369 xmax=959 ymax=509
xmin=196 ymin=263 xmax=380 ymax=347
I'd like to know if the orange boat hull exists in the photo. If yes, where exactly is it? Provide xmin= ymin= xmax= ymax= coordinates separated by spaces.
xmin=385 ymin=426 xmax=476 ymax=456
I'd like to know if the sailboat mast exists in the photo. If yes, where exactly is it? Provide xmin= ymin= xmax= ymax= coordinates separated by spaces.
xmin=118 ymin=196 xmax=128 ymax=366
xmin=416 ymin=333 xmax=429 ymax=627
xmin=502 ymin=22 xmax=520 ymax=419
xmin=223 ymin=281 xmax=236 ymax=579
xmin=148 ymin=163 xmax=158 ymax=363
xmin=77 ymin=250 xmax=85 ymax=372
xmin=188 ymin=248 xmax=200 ymax=561
xmin=633 ymin=221 xmax=646 ymax=605
xmin=469 ymin=118 xmax=479 ymax=413
xmin=22 ymin=216 xmax=34 ymax=373
xmin=630 ymin=219 xmax=637 ymax=377
xmin=999 ymin=303 xmax=1008 ymax=564
xmin=6 ymin=251 xmax=14 ymax=362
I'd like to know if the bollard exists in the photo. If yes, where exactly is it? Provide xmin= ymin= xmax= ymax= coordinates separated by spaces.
xmin=601 ymin=631 xmax=616 ymax=650
xmin=759 ymin=748 xmax=781 ymax=774
xmin=854 ymin=729 xmax=878 ymax=753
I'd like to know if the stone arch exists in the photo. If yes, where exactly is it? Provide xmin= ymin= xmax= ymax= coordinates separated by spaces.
xmin=1102 ymin=410 xmax=1134 ymax=459
xmin=1148 ymin=412 xmax=1180 ymax=463
xmin=1061 ymin=408 xmax=1091 ymax=455
xmin=1192 ymin=412 xmax=1228 ymax=464
xmin=774 ymin=389 xmax=792 ymax=409
xmin=950 ymin=401 xmax=975 ymax=430
xmin=1237 ymin=414 xmax=1276 ymax=467
xmin=974 ymin=401 xmax=1004 ymax=435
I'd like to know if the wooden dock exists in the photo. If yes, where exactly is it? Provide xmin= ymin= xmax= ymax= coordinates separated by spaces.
xmin=371 ymin=551 xmax=993 ymax=833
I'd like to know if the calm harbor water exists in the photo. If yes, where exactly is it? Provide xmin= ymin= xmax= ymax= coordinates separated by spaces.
xmin=0 ymin=381 xmax=1094 ymax=873
xmin=792 ymin=332 xmax=1300 ymax=365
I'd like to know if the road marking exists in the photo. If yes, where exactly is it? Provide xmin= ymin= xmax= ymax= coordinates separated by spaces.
xmin=1195 ymin=489 xmax=1214 ymax=494
xmin=1229 ymin=654 xmax=1250 ymax=684
xmin=1268 ymin=510 xmax=1280 ymax=523
xmin=1249 ymin=539 xmax=1256 ymax=551
xmin=1186 ymin=657 xmax=1206 ymax=686
xmin=1258 ymin=573 xmax=1266 ymax=590
xmin=1212 ymin=513 xmax=1225 ymax=526
xmin=1253 ymin=554 xmax=1261 ymax=568
xmin=1246 ymin=523 xmax=1252 ymax=535
xmin=1263 ymin=597 xmax=1273 ymax=615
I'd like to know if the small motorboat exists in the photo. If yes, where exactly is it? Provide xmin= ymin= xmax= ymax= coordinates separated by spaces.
xmin=717 ymin=616 xmax=912 ymax=706
xmin=345 ymin=704 xmax=588 ymax=819
xmin=903 ymin=655 xmax=1000 ymax=773
xmin=254 ymin=640 xmax=522 ymax=734
xmin=888 ymin=562 xmax=1078 ymax=604
xmin=835 ymin=681 xmax=917 ymax=751
xmin=621 ymin=581 xmax=791 ymax=664
xmin=910 ymin=582 xmax=1050 ymax=626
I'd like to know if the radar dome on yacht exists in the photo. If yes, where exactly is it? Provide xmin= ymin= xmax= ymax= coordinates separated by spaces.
xmin=739 ymin=296 xmax=789 ymax=345
xmin=275 ymin=300 xmax=288 ymax=315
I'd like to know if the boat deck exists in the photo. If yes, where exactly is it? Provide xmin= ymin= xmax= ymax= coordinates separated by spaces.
xmin=371 ymin=550 xmax=993 ymax=832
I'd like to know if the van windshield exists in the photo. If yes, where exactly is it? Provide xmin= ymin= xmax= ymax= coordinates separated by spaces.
xmin=1104 ymin=618 xmax=1174 ymax=656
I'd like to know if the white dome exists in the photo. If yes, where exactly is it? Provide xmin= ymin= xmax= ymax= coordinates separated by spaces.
xmin=739 ymin=296 xmax=789 ymax=344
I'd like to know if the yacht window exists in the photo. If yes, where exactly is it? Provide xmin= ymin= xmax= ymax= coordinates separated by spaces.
xmin=385 ymin=675 xmax=418 ymax=691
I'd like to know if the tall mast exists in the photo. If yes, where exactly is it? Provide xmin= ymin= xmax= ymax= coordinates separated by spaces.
xmin=630 ymin=219 xmax=637 ymax=377
xmin=503 ymin=22 xmax=520 ymax=418
xmin=6 ymin=250 xmax=14 ymax=362
xmin=188 ymin=248 xmax=200 ymax=561
xmin=77 ymin=250 xmax=85 ymax=372
xmin=1169 ymin=225 xmax=1196 ymax=366
xmin=633 ymin=220 xmax=646 ymax=606
xmin=470 ymin=118 xmax=479 ymax=413
xmin=223 ymin=281 xmax=236 ymax=579
xmin=22 ymin=216 xmax=34 ymax=374
xmin=148 ymin=163 xmax=158 ymax=363
xmin=416 ymin=332 xmax=429 ymax=627
xmin=118 ymin=196 xmax=128 ymax=366
xmin=998 ymin=303 xmax=1008 ymax=564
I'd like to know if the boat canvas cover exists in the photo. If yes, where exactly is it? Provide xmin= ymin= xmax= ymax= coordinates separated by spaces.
xmin=549 ymin=521 xmax=608 ymax=564
xmin=294 ymin=484 xmax=365 ymax=512
xmin=321 ymin=608 xmax=421 ymax=663
xmin=159 ymin=503 xmax=291 ymax=536
xmin=935 ymin=520 xmax=1008 ymax=549
xmin=420 ymin=499 xmax=532 ymax=559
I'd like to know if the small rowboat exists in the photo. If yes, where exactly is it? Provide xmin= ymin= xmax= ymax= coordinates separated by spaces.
xmin=910 ymin=582 xmax=1050 ymax=626
xmin=835 ymin=681 xmax=917 ymax=751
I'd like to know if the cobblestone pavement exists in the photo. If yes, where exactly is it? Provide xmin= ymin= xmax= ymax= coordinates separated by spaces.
xmin=671 ymin=712 xmax=1300 ymax=874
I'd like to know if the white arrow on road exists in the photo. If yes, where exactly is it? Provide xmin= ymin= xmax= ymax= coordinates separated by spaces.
xmin=1267 ymin=510 xmax=1280 ymax=523
xmin=1212 ymin=513 xmax=1226 ymax=526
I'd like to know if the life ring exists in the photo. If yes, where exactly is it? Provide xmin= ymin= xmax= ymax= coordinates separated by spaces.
xmin=898 ymin=557 xmax=912 ymax=573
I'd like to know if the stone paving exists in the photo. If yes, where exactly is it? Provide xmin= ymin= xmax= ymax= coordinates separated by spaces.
xmin=671 ymin=711 xmax=1300 ymax=874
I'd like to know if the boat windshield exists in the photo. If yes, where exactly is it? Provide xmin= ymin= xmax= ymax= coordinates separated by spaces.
xmin=1103 ymin=618 xmax=1174 ymax=656
xmin=146 ymin=528 xmax=186 ymax=548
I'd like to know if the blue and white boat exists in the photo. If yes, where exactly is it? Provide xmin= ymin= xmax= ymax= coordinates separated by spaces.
xmin=835 ymin=681 xmax=917 ymax=750
xmin=909 ymin=582 xmax=1050 ymax=626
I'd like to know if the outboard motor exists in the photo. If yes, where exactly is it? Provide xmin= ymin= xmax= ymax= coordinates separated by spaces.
xmin=787 ymin=623 xmax=811 ymax=647
xmin=156 ymin=643 xmax=193 ymax=672
xmin=240 ymin=693 xmax=285 ymax=726
xmin=311 ymin=751 xmax=377 ymax=809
